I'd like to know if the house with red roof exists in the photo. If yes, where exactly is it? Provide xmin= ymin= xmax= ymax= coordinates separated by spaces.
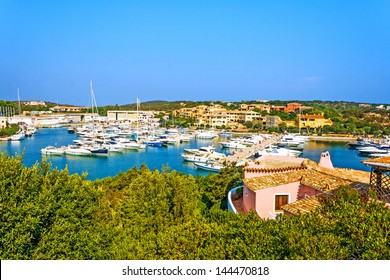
xmin=230 ymin=152 xmax=372 ymax=219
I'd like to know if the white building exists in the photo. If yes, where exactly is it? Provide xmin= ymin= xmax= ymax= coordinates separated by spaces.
xmin=0 ymin=117 xmax=7 ymax=129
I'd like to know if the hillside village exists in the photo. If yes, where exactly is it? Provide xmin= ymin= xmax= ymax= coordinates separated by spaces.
xmin=1 ymin=99 xmax=390 ymax=136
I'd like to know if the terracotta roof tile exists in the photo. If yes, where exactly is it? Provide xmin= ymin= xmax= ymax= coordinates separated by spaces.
xmin=243 ymin=170 xmax=307 ymax=191
xmin=244 ymin=167 xmax=367 ymax=192
xmin=281 ymin=196 xmax=323 ymax=215
xmin=362 ymin=156 xmax=390 ymax=164
xmin=362 ymin=156 xmax=390 ymax=169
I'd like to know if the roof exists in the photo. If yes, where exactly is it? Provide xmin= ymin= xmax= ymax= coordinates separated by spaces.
xmin=362 ymin=156 xmax=390 ymax=164
xmin=362 ymin=157 xmax=390 ymax=171
xmin=305 ymin=159 xmax=371 ymax=184
xmin=299 ymin=115 xmax=325 ymax=119
xmin=281 ymin=196 xmax=323 ymax=215
xmin=301 ymin=172 xmax=353 ymax=192
xmin=244 ymin=167 xmax=366 ymax=193
xmin=243 ymin=169 xmax=307 ymax=191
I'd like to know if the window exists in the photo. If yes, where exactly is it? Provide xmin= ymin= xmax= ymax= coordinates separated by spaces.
xmin=275 ymin=194 xmax=289 ymax=212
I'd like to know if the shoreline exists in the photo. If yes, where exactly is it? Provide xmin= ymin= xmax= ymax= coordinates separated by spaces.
xmin=308 ymin=136 xmax=356 ymax=142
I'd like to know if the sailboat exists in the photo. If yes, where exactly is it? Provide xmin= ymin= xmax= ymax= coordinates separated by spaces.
xmin=10 ymin=88 xmax=26 ymax=141
xmin=136 ymin=98 xmax=147 ymax=149
xmin=81 ymin=81 xmax=108 ymax=156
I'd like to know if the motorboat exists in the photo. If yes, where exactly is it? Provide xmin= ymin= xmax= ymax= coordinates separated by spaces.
xmin=195 ymin=130 xmax=218 ymax=139
xmin=194 ymin=162 xmax=224 ymax=172
xmin=10 ymin=133 xmax=26 ymax=141
xmin=357 ymin=146 xmax=388 ymax=155
xmin=40 ymin=146 xmax=66 ymax=156
xmin=85 ymin=145 xmax=109 ymax=156
xmin=184 ymin=146 xmax=215 ymax=154
xmin=220 ymin=141 xmax=246 ymax=149
xmin=181 ymin=151 xmax=226 ymax=163
xmin=254 ymin=147 xmax=302 ymax=158
xmin=65 ymin=145 xmax=92 ymax=156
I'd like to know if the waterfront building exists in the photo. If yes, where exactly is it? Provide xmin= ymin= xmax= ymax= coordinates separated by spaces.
xmin=234 ymin=152 xmax=371 ymax=219
xmin=265 ymin=115 xmax=281 ymax=128
xmin=50 ymin=105 xmax=88 ymax=112
xmin=174 ymin=105 xmax=262 ymax=128
xmin=106 ymin=110 xmax=157 ymax=124
xmin=297 ymin=113 xmax=333 ymax=132
xmin=0 ymin=116 xmax=7 ymax=129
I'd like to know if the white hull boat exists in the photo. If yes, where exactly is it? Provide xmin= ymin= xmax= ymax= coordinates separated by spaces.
xmin=194 ymin=162 xmax=224 ymax=172
xmin=65 ymin=146 xmax=92 ymax=156
xmin=41 ymin=146 xmax=66 ymax=156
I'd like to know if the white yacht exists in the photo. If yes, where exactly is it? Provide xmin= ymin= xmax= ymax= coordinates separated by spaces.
xmin=181 ymin=151 xmax=226 ymax=163
xmin=40 ymin=146 xmax=66 ymax=156
xmin=220 ymin=141 xmax=246 ymax=149
xmin=10 ymin=133 xmax=26 ymax=141
xmin=65 ymin=145 xmax=92 ymax=156
xmin=184 ymin=146 xmax=215 ymax=154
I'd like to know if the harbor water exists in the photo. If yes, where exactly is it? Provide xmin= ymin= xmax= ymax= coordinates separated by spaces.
xmin=0 ymin=128 xmax=372 ymax=180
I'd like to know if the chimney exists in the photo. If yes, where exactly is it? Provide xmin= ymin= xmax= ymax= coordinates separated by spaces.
xmin=318 ymin=151 xmax=334 ymax=169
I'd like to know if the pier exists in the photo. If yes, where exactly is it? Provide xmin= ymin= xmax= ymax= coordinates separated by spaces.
xmin=223 ymin=134 xmax=283 ymax=165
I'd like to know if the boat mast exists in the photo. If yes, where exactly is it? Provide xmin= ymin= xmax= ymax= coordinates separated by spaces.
xmin=17 ymin=88 xmax=21 ymax=116
xmin=136 ymin=98 xmax=140 ymax=140
xmin=90 ymin=80 xmax=94 ymax=118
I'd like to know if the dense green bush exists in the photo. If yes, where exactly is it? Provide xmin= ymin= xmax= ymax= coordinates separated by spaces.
xmin=0 ymin=154 xmax=389 ymax=260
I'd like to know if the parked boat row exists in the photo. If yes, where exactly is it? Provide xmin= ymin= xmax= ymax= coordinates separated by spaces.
xmin=348 ymin=137 xmax=390 ymax=157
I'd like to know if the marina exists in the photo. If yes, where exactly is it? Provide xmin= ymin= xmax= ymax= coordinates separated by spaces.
xmin=0 ymin=127 xmax=375 ymax=180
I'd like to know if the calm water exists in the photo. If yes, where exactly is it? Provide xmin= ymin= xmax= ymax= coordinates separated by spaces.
xmin=0 ymin=128 xmax=371 ymax=180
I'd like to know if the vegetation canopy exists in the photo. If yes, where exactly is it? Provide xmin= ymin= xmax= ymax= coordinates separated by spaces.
xmin=0 ymin=154 xmax=389 ymax=260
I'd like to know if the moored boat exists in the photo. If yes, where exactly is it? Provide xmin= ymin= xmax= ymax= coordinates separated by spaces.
xmin=10 ymin=133 xmax=26 ymax=141
xmin=65 ymin=146 xmax=92 ymax=156
xmin=194 ymin=162 xmax=224 ymax=172
xmin=40 ymin=146 xmax=66 ymax=156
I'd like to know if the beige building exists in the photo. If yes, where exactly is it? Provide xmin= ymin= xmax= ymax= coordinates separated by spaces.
xmin=51 ymin=106 xmax=88 ymax=112
xmin=265 ymin=115 xmax=282 ymax=128
xmin=174 ymin=105 xmax=262 ymax=128
xmin=297 ymin=114 xmax=333 ymax=131
xmin=106 ymin=110 xmax=156 ymax=123
xmin=0 ymin=117 xmax=7 ymax=129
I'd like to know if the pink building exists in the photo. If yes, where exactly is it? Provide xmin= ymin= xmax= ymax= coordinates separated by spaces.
xmin=239 ymin=153 xmax=370 ymax=219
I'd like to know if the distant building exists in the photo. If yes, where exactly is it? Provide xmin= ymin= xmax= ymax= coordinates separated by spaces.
xmin=106 ymin=110 xmax=156 ymax=123
xmin=23 ymin=100 xmax=46 ymax=106
xmin=50 ymin=106 xmax=87 ymax=112
xmin=0 ymin=116 xmax=7 ymax=129
xmin=282 ymin=120 xmax=296 ymax=128
xmin=297 ymin=113 xmax=333 ymax=131
xmin=265 ymin=115 xmax=281 ymax=128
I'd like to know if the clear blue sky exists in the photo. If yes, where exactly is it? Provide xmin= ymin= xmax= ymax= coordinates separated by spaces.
xmin=1 ymin=0 xmax=389 ymax=106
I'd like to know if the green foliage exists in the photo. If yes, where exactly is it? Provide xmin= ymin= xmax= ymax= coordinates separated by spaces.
xmin=1 ymin=155 xmax=389 ymax=260
xmin=0 ymin=124 xmax=20 ymax=136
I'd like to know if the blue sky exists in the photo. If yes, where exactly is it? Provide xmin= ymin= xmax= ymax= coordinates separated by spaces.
xmin=1 ymin=0 xmax=389 ymax=105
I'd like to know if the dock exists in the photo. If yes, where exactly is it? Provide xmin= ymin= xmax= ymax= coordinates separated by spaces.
xmin=222 ymin=134 xmax=283 ymax=165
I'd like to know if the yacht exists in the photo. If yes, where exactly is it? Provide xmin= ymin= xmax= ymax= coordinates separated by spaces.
xmin=194 ymin=162 xmax=224 ymax=172
xmin=181 ymin=151 xmax=226 ymax=163
xmin=65 ymin=145 xmax=92 ymax=156
xmin=220 ymin=141 xmax=246 ymax=149
xmin=254 ymin=147 xmax=302 ymax=158
xmin=184 ymin=146 xmax=215 ymax=154
xmin=40 ymin=146 xmax=66 ymax=156
xmin=10 ymin=133 xmax=26 ymax=141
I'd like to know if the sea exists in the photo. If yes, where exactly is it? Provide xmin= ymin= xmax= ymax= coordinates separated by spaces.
xmin=0 ymin=128 xmax=372 ymax=181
